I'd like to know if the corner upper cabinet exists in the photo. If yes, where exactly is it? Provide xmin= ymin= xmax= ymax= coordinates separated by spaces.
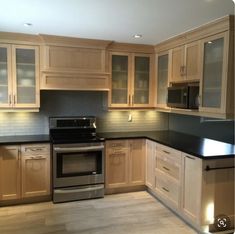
xmin=170 ymin=41 xmax=200 ymax=83
xmin=199 ymin=32 xmax=234 ymax=116
xmin=156 ymin=51 xmax=169 ymax=108
xmin=0 ymin=44 xmax=40 ymax=110
xmin=40 ymin=35 xmax=111 ymax=91
xmin=109 ymin=52 xmax=154 ymax=108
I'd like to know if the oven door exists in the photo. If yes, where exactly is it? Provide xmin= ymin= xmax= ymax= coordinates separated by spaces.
xmin=53 ymin=142 xmax=104 ymax=188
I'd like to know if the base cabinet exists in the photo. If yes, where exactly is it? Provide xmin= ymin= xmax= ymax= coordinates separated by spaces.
xmin=145 ymin=140 xmax=157 ymax=189
xmin=146 ymin=141 xmax=235 ymax=233
xmin=105 ymin=139 xmax=145 ymax=190
xmin=0 ymin=145 xmax=20 ymax=200
xmin=0 ymin=143 xmax=50 ymax=203
xmin=21 ymin=144 xmax=51 ymax=198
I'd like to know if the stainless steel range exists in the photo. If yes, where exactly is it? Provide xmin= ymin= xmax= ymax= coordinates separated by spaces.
xmin=49 ymin=116 xmax=104 ymax=203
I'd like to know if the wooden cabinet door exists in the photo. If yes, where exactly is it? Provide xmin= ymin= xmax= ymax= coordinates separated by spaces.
xmin=0 ymin=145 xmax=20 ymax=200
xmin=129 ymin=139 xmax=145 ymax=185
xmin=21 ymin=144 xmax=50 ymax=198
xmin=12 ymin=45 xmax=40 ymax=108
xmin=105 ymin=141 xmax=129 ymax=188
xmin=156 ymin=52 xmax=169 ymax=108
xmin=170 ymin=46 xmax=184 ymax=82
xmin=132 ymin=54 xmax=154 ymax=108
xmin=0 ymin=44 xmax=12 ymax=108
xmin=145 ymin=140 xmax=156 ymax=189
xmin=182 ymin=154 xmax=202 ymax=224
xmin=109 ymin=52 xmax=132 ymax=108
xmin=199 ymin=32 xmax=228 ymax=114
xmin=185 ymin=41 xmax=200 ymax=81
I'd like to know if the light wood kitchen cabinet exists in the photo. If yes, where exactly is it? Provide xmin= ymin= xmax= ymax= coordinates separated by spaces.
xmin=40 ymin=35 xmax=111 ymax=91
xmin=0 ymin=44 xmax=40 ymax=110
xmin=154 ymin=144 xmax=182 ymax=209
xmin=105 ymin=140 xmax=129 ymax=188
xmin=170 ymin=41 xmax=200 ymax=83
xmin=109 ymin=52 xmax=154 ymax=108
xmin=21 ymin=144 xmax=50 ymax=198
xmin=0 ymin=145 xmax=20 ymax=200
xmin=129 ymin=139 xmax=145 ymax=185
xmin=199 ymin=31 xmax=234 ymax=116
xmin=156 ymin=51 xmax=169 ymax=108
xmin=145 ymin=140 xmax=157 ymax=189
xmin=0 ymin=143 xmax=50 ymax=203
xmin=181 ymin=153 xmax=234 ymax=233
xmin=105 ymin=139 xmax=145 ymax=189
xmin=182 ymin=154 xmax=202 ymax=224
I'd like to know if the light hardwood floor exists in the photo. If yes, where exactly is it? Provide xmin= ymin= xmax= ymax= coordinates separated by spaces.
xmin=0 ymin=191 xmax=197 ymax=234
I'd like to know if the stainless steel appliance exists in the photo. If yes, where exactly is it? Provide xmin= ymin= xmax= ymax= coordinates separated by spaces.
xmin=167 ymin=84 xmax=199 ymax=109
xmin=50 ymin=116 xmax=105 ymax=203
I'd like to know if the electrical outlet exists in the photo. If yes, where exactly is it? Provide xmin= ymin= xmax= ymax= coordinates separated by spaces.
xmin=128 ymin=114 xmax=132 ymax=122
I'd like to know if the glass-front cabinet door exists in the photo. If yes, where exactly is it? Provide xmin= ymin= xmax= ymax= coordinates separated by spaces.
xmin=110 ymin=52 xmax=153 ymax=108
xmin=0 ymin=44 xmax=12 ymax=108
xmin=12 ymin=45 xmax=39 ymax=108
xmin=156 ymin=52 xmax=169 ymax=108
xmin=200 ymin=32 xmax=228 ymax=113
xmin=110 ymin=53 xmax=130 ymax=107
xmin=133 ymin=55 xmax=153 ymax=107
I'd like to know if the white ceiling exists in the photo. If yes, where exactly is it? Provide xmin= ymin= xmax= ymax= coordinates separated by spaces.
xmin=0 ymin=0 xmax=234 ymax=45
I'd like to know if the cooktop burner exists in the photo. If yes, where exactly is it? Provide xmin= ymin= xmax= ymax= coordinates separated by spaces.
xmin=49 ymin=116 xmax=104 ymax=144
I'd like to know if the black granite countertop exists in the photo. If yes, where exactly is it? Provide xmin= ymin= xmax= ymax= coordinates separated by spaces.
xmin=0 ymin=135 xmax=50 ymax=145
xmin=0 ymin=131 xmax=234 ymax=159
xmin=98 ymin=131 xmax=235 ymax=159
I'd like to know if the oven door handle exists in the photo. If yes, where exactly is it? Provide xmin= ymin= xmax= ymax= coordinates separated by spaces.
xmin=55 ymin=185 xmax=104 ymax=194
xmin=54 ymin=145 xmax=104 ymax=153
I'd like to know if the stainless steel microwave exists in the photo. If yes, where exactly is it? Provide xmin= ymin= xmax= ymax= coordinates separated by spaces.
xmin=167 ymin=85 xmax=199 ymax=109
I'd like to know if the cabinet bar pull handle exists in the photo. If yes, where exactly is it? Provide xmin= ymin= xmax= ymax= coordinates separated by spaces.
xmin=163 ymin=150 xmax=170 ymax=154
xmin=128 ymin=95 xmax=131 ymax=105
xmin=205 ymin=165 xmax=235 ymax=171
xmin=13 ymin=95 xmax=16 ymax=104
xmin=162 ymin=187 xmax=169 ymax=192
xmin=132 ymin=95 xmax=134 ymax=106
xmin=186 ymin=155 xmax=195 ymax=160
xmin=163 ymin=166 xmax=170 ymax=171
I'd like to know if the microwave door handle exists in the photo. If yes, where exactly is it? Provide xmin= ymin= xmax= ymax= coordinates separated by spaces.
xmin=54 ymin=145 xmax=104 ymax=153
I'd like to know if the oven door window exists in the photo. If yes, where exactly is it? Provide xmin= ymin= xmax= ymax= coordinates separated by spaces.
xmin=57 ymin=151 xmax=102 ymax=177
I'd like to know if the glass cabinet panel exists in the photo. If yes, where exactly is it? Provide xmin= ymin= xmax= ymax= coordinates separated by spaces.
xmin=202 ymin=38 xmax=224 ymax=108
xmin=0 ymin=47 xmax=9 ymax=104
xmin=134 ymin=56 xmax=150 ymax=104
xmin=15 ymin=48 xmax=36 ymax=104
xmin=157 ymin=54 xmax=168 ymax=106
xmin=111 ymin=55 xmax=128 ymax=104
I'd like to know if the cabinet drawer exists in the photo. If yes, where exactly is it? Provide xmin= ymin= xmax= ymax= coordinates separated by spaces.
xmin=21 ymin=144 xmax=50 ymax=156
xmin=156 ymin=144 xmax=181 ymax=165
xmin=106 ymin=140 xmax=128 ymax=150
xmin=156 ymin=153 xmax=180 ymax=179
xmin=155 ymin=169 xmax=180 ymax=206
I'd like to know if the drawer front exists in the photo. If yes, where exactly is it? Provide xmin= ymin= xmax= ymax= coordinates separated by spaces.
xmin=156 ymin=153 xmax=180 ymax=179
xmin=21 ymin=144 xmax=50 ymax=156
xmin=155 ymin=169 xmax=179 ymax=206
xmin=106 ymin=140 xmax=128 ymax=152
xmin=156 ymin=143 xmax=182 ymax=165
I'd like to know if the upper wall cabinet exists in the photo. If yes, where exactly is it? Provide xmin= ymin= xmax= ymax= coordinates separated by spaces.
xmin=40 ymin=35 xmax=112 ymax=91
xmin=199 ymin=31 xmax=233 ymax=116
xmin=109 ymin=51 xmax=154 ymax=108
xmin=155 ymin=15 xmax=234 ymax=118
xmin=0 ymin=44 xmax=40 ymax=111
xmin=156 ymin=51 xmax=169 ymax=108
xmin=170 ymin=41 xmax=200 ymax=83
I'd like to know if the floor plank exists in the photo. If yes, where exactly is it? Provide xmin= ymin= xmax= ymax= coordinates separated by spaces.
xmin=0 ymin=191 xmax=197 ymax=234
